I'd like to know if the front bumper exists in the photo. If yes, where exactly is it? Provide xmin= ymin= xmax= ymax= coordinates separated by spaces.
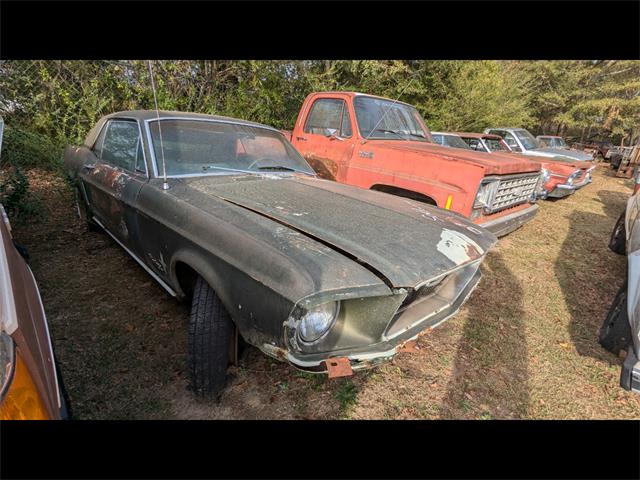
xmin=478 ymin=203 xmax=539 ymax=237
xmin=621 ymin=347 xmax=640 ymax=393
xmin=547 ymin=184 xmax=577 ymax=198
xmin=276 ymin=267 xmax=483 ymax=374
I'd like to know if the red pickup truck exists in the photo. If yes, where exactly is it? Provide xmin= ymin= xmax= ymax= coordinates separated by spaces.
xmin=283 ymin=92 xmax=541 ymax=237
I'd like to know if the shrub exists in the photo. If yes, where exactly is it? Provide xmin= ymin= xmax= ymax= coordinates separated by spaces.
xmin=0 ymin=165 xmax=42 ymax=220
xmin=1 ymin=125 xmax=63 ymax=171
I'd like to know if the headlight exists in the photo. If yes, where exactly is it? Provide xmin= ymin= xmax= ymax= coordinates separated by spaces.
xmin=295 ymin=302 xmax=340 ymax=343
xmin=567 ymin=169 xmax=581 ymax=185
xmin=473 ymin=181 xmax=498 ymax=209
xmin=0 ymin=331 xmax=16 ymax=401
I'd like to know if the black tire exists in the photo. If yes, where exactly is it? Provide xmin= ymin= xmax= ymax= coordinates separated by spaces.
xmin=188 ymin=275 xmax=233 ymax=398
xmin=609 ymin=211 xmax=626 ymax=255
xmin=599 ymin=281 xmax=632 ymax=355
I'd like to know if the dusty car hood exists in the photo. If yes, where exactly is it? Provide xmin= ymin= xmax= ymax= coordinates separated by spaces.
xmin=370 ymin=140 xmax=540 ymax=176
xmin=184 ymin=174 xmax=497 ymax=289
xmin=525 ymin=147 xmax=593 ymax=161
xmin=488 ymin=151 xmax=585 ymax=171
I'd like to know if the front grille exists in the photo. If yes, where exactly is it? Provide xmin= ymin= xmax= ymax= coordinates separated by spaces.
xmin=487 ymin=173 xmax=538 ymax=213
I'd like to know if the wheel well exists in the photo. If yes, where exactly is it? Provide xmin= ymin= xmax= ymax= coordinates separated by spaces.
xmin=175 ymin=261 xmax=199 ymax=300
xmin=370 ymin=184 xmax=437 ymax=206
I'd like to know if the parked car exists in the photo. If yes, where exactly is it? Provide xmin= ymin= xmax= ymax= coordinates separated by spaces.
xmin=284 ymin=92 xmax=541 ymax=238
xmin=599 ymin=169 xmax=640 ymax=393
xmin=453 ymin=132 xmax=595 ymax=199
xmin=0 ymin=203 xmax=68 ymax=419
xmin=485 ymin=128 xmax=594 ymax=162
xmin=64 ymin=110 xmax=498 ymax=397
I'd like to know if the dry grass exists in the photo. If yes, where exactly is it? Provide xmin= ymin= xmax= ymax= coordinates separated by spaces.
xmin=11 ymin=165 xmax=640 ymax=419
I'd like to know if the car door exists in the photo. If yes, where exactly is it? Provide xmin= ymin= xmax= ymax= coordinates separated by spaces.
xmin=81 ymin=118 xmax=148 ymax=251
xmin=298 ymin=97 xmax=355 ymax=182
xmin=493 ymin=130 xmax=522 ymax=152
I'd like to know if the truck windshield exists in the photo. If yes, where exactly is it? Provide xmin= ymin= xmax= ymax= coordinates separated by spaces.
xmin=514 ymin=129 xmax=544 ymax=150
xmin=354 ymin=96 xmax=429 ymax=141
xmin=485 ymin=138 xmax=509 ymax=151
xmin=148 ymin=119 xmax=316 ymax=177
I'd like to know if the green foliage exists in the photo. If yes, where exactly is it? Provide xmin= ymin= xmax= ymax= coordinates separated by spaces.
xmin=0 ymin=165 xmax=42 ymax=220
xmin=0 ymin=59 xmax=637 ymax=155
xmin=1 ymin=125 xmax=63 ymax=171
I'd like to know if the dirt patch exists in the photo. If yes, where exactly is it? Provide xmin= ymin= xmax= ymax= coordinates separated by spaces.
xmin=11 ymin=166 xmax=640 ymax=419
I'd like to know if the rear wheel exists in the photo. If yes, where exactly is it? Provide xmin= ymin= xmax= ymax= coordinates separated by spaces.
xmin=599 ymin=281 xmax=631 ymax=355
xmin=188 ymin=275 xmax=233 ymax=398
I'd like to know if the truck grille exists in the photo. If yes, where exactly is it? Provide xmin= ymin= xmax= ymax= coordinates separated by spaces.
xmin=487 ymin=173 xmax=539 ymax=213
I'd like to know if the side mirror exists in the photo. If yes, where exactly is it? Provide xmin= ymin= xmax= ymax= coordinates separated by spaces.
xmin=328 ymin=132 xmax=345 ymax=142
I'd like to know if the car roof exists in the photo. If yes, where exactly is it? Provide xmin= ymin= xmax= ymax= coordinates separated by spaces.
xmin=102 ymin=110 xmax=278 ymax=131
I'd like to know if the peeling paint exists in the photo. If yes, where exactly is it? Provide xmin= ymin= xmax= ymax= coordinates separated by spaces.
xmin=436 ymin=228 xmax=484 ymax=265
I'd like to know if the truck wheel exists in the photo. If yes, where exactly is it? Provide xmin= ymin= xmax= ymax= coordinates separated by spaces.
xmin=599 ymin=281 xmax=631 ymax=355
xmin=609 ymin=211 xmax=626 ymax=255
xmin=188 ymin=275 xmax=233 ymax=398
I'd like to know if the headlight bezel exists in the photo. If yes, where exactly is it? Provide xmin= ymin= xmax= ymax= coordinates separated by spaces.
xmin=291 ymin=301 xmax=341 ymax=345
xmin=473 ymin=180 xmax=499 ymax=211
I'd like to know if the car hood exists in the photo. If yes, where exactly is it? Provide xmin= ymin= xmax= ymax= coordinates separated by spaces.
xmin=369 ymin=140 xmax=540 ymax=176
xmin=526 ymin=147 xmax=593 ymax=161
xmin=489 ymin=151 xmax=586 ymax=172
xmin=183 ymin=174 xmax=497 ymax=289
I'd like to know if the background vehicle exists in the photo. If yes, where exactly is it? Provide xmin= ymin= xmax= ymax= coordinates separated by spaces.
xmin=64 ymin=110 xmax=497 ymax=397
xmin=485 ymin=127 xmax=594 ymax=162
xmin=0 ymin=203 xmax=68 ymax=420
xmin=285 ymin=92 xmax=541 ymax=238
xmin=599 ymin=179 xmax=640 ymax=393
xmin=453 ymin=132 xmax=594 ymax=199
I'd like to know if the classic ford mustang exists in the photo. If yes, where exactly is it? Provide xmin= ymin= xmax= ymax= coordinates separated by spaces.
xmin=64 ymin=111 xmax=497 ymax=397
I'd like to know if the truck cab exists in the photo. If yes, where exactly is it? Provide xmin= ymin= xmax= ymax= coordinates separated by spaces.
xmin=286 ymin=92 xmax=542 ymax=237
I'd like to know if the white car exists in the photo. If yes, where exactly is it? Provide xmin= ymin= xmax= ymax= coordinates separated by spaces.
xmin=600 ymin=168 xmax=640 ymax=393
xmin=485 ymin=128 xmax=594 ymax=162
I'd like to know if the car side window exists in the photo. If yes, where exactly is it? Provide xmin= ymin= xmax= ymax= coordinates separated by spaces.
xmin=92 ymin=122 xmax=109 ymax=159
xmin=502 ymin=132 xmax=520 ymax=150
xmin=304 ymin=98 xmax=352 ymax=138
xmin=100 ymin=120 xmax=144 ymax=173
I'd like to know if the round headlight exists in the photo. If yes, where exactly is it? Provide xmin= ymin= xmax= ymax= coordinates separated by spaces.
xmin=297 ymin=302 xmax=340 ymax=343
xmin=0 ymin=332 xmax=16 ymax=401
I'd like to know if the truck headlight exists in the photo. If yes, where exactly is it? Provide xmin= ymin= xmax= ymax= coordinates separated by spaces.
xmin=296 ymin=302 xmax=340 ymax=343
xmin=474 ymin=181 xmax=498 ymax=209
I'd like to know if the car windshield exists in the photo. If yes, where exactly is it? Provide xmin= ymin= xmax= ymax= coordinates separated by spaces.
xmin=485 ymin=138 xmax=509 ymax=151
xmin=444 ymin=134 xmax=472 ymax=149
xmin=555 ymin=137 xmax=568 ymax=148
xmin=514 ymin=129 xmax=543 ymax=150
xmin=353 ymin=96 xmax=429 ymax=141
xmin=148 ymin=119 xmax=315 ymax=177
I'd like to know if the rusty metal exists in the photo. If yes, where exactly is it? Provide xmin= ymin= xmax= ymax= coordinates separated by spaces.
xmin=324 ymin=357 xmax=353 ymax=378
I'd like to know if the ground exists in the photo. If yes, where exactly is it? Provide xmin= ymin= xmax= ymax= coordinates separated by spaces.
xmin=10 ymin=165 xmax=640 ymax=419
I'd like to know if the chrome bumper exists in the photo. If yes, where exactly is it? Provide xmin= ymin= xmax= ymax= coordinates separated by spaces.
xmin=478 ymin=203 xmax=539 ymax=237
xmin=621 ymin=347 xmax=640 ymax=393
xmin=547 ymin=184 xmax=577 ymax=198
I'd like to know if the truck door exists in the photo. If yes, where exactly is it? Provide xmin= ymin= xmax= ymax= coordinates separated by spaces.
xmin=80 ymin=118 xmax=148 ymax=252
xmin=296 ymin=97 xmax=355 ymax=182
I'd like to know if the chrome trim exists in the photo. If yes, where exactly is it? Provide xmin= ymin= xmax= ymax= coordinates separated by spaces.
xmin=92 ymin=217 xmax=177 ymax=297
xmin=0 ymin=220 xmax=18 ymax=334
xmin=26 ymin=265 xmax=62 ymax=409
xmin=144 ymin=117 xmax=284 ymax=180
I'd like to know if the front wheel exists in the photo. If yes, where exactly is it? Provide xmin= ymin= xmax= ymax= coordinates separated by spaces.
xmin=188 ymin=275 xmax=233 ymax=398
xmin=598 ymin=281 xmax=631 ymax=355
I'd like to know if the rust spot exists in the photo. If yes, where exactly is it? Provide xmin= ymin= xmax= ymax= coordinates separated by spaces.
xmin=324 ymin=357 xmax=353 ymax=378
xmin=397 ymin=340 xmax=419 ymax=353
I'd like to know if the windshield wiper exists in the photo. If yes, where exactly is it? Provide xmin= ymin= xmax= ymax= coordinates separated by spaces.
xmin=371 ymin=128 xmax=407 ymax=139
xmin=257 ymin=165 xmax=313 ymax=175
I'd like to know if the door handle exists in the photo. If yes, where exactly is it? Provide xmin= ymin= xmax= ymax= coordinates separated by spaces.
xmin=83 ymin=164 xmax=96 ymax=170
xmin=296 ymin=136 xmax=308 ymax=141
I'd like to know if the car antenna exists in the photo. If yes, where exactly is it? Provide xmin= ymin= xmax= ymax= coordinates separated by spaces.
xmin=147 ymin=60 xmax=169 ymax=191
xmin=363 ymin=75 xmax=416 ymax=144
